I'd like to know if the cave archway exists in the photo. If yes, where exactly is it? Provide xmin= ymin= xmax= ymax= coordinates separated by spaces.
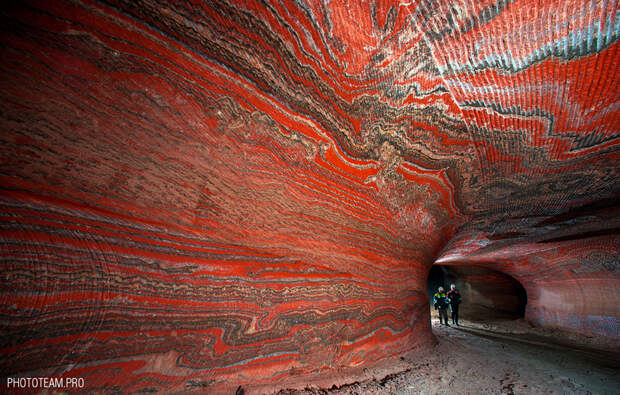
xmin=427 ymin=265 xmax=528 ymax=323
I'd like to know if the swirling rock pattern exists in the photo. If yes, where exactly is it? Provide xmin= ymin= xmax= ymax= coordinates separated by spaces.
xmin=0 ymin=0 xmax=618 ymax=392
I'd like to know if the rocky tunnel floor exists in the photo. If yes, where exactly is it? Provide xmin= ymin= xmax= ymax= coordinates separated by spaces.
xmin=275 ymin=319 xmax=620 ymax=395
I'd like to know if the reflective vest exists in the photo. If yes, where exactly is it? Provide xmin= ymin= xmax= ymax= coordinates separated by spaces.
xmin=433 ymin=292 xmax=449 ymax=309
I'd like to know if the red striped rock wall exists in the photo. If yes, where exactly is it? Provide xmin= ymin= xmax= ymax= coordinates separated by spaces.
xmin=1 ymin=0 xmax=618 ymax=392
xmin=437 ymin=207 xmax=620 ymax=341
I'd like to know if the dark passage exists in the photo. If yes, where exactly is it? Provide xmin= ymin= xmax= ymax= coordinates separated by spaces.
xmin=427 ymin=265 xmax=527 ymax=321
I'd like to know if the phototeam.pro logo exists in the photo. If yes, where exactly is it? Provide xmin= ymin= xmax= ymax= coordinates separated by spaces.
xmin=7 ymin=377 xmax=85 ymax=389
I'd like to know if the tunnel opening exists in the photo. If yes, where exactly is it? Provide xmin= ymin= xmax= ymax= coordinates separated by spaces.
xmin=427 ymin=265 xmax=527 ymax=324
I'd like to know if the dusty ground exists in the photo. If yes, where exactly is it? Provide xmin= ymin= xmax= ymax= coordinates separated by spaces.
xmin=276 ymin=316 xmax=620 ymax=395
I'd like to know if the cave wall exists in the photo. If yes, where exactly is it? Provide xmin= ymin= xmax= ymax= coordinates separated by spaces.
xmin=0 ymin=0 xmax=618 ymax=393
xmin=438 ymin=219 xmax=620 ymax=343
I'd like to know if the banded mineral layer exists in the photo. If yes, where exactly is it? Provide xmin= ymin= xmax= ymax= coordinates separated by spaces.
xmin=0 ymin=0 xmax=618 ymax=393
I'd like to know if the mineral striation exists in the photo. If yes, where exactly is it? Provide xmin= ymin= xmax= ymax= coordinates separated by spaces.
xmin=0 ymin=0 xmax=618 ymax=393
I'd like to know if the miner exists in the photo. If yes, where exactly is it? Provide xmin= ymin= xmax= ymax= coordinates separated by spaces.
xmin=433 ymin=286 xmax=450 ymax=326
xmin=447 ymin=283 xmax=462 ymax=326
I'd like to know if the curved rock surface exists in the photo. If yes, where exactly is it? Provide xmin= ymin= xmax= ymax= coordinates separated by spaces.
xmin=0 ymin=0 xmax=618 ymax=392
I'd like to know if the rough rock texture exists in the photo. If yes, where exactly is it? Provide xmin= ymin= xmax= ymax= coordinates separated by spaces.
xmin=0 ymin=0 xmax=618 ymax=393
xmin=278 ymin=320 xmax=620 ymax=395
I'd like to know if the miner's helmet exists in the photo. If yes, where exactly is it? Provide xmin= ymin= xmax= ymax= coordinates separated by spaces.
xmin=438 ymin=286 xmax=444 ymax=292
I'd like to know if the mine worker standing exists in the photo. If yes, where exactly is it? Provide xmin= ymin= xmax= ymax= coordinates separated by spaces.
xmin=433 ymin=286 xmax=450 ymax=326
xmin=447 ymin=283 xmax=462 ymax=326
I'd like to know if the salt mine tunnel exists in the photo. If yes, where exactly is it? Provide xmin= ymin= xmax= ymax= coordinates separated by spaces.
xmin=0 ymin=0 xmax=619 ymax=393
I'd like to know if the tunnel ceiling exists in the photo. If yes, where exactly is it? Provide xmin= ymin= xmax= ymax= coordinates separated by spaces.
xmin=1 ymin=0 xmax=619 ymax=393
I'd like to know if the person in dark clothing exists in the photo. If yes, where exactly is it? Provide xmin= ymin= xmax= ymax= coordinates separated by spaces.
xmin=447 ymin=283 xmax=462 ymax=326
xmin=433 ymin=286 xmax=450 ymax=326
